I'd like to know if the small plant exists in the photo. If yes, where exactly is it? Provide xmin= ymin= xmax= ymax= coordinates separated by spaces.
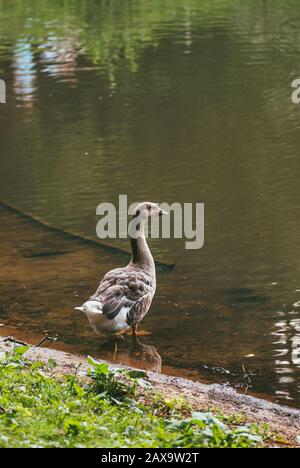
xmin=87 ymin=356 xmax=149 ymax=402
xmin=148 ymin=393 xmax=191 ymax=418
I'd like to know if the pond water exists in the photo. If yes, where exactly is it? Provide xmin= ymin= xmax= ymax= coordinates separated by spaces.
xmin=0 ymin=0 xmax=300 ymax=406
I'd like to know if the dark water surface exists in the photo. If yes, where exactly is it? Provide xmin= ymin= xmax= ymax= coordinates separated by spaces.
xmin=0 ymin=0 xmax=300 ymax=406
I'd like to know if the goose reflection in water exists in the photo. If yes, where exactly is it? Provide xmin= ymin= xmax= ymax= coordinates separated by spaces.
xmin=108 ymin=337 xmax=162 ymax=374
xmin=129 ymin=338 xmax=162 ymax=373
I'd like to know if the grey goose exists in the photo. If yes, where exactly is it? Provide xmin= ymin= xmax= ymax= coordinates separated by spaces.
xmin=75 ymin=202 xmax=167 ymax=336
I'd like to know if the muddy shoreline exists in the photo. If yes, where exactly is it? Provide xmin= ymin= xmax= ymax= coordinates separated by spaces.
xmin=1 ymin=336 xmax=299 ymax=447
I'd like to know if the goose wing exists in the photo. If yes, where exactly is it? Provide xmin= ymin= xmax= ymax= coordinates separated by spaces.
xmin=92 ymin=267 xmax=155 ymax=324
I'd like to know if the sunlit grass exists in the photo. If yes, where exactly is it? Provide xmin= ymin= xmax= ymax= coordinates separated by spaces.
xmin=0 ymin=346 xmax=263 ymax=448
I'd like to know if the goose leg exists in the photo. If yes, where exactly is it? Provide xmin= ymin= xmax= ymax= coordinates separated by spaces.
xmin=128 ymin=324 xmax=152 ymax=337
xmin=113 ymin=327 xmax=130 ymax=338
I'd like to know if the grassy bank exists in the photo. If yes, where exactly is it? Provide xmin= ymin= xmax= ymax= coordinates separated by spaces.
xmin=0 ymin=345 xmax=265 ymax=448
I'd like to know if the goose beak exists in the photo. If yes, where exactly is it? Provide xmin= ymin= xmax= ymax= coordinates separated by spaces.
xmin=159 ymin=209 xmax=168 ymax=216
xmin=75 ymin=306 xmax=84 ymax=313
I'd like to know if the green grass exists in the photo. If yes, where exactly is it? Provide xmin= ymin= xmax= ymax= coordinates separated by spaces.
xmin=0 ymin=346 xmax=263 ymax=448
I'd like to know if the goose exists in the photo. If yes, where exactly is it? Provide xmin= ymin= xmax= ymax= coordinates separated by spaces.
xmin=75 ymin=202 xmax=168 ymax=337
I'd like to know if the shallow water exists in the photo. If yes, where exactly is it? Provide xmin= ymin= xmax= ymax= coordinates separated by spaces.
xmin=0 ymin=0 xmax=300 ymax=406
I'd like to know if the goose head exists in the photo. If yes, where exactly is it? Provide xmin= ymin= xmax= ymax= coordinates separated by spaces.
xmin=132 ymin=202 xmax=168 ymax=220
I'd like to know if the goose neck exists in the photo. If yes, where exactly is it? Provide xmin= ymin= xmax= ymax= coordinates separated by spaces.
xmin=129 ymin=222 xmax=155 ymax=275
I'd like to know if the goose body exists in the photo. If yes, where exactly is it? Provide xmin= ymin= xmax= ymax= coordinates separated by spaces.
xmin=76 ymin=202 xmax=167 ymax=336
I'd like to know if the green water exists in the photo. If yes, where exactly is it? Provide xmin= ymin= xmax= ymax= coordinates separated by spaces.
xmin=0 ymin=0 xmax=300 ymax=406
